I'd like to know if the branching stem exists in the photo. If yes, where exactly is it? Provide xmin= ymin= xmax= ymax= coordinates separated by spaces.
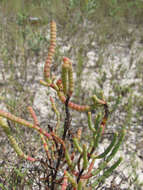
xmin=51 ymin=96 xmax=71 ymax=189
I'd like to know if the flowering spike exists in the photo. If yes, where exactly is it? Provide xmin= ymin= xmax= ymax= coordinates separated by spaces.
xmin=62 ymin=57 xmax=74 ymax=97
xmin=57 ymin=91 xmax=91 ymax=112
xmin=27 ymin=106 xmax=39 ymax=126
xmin=44 ymin=21 xmax=56 ymax=83
xmin=68 ymin=63 xmax=74 ymax=96
xmin=56 ymin=79 xmax=63 ymax=91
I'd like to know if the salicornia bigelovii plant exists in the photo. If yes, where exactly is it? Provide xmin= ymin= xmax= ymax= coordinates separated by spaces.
xmin=0 ymin=21 xmax=125 ymax=190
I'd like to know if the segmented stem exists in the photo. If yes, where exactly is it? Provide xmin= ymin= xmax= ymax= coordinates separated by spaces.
xmin=28 ymin=106 xmax=50 ymax=158
xmin=50 ymin=96 xmax=60 ymax=131
xmin=0 ymin=110 xmax=51 ymax=139
xmin=44 ymin=21 xmax=56 ymax=83
xmin=62 ymin=57 xmax=74 ymax=97
xmin=0 ymin=117 xmax=36 ymax=162
xmin=57 ymin=91 xmax=91 ymax=112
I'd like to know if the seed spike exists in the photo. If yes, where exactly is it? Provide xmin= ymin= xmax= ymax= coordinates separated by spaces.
xmin=44 ymin=21 xmax=56 ymax=82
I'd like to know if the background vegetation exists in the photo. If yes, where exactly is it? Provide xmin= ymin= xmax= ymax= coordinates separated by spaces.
xmin=0 ymin=0 xmax=143 ymax=189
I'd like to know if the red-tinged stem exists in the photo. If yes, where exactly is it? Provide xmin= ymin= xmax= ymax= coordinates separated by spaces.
xmin=61 ymin=171 xmax=68 ymax=190
xmin=0 ymin=110 xmax=51 ymax=139
xmin=27 ymin=107 xmax=51 ymax=158
xmin=39 ymin=79 xmax=59 ymax=91
xmin=26 ymin=156 xmax=37 ymax=162
xmin=57 ymin=91 xmax=91 ymax=112
xmin=87 ymin=159 xmax=95 ymax=175
xmin=51 ymin=132 xmax=66 ymax=151
xmin=72 ymin=171 xmax=92 ymax=180
xmin=41 ymin=78 xmax=92 ymax=112
xmin=27 ymin=106 xmax=39 ymax=126
xmin=72 ymin=159 xmax=95 ymax=180
xmin=78 ymin=159 xmax=95 ymax=179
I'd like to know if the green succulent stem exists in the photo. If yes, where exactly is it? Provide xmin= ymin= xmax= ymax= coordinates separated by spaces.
xmin=88 ymin=112 xmax=96 ymax=132
xmin=94 ymin=132 xmax=117 ymax=159
xmin=65 ymin=171 xmax=77 ymax=189
xmin=106 ymin=129 xmax=125 ymax=162
xmin=73 ymin=137 xmax=83 ymax=153
xmin=0 ymin=117 xmax=36 ymax=162
xmin=82 ymin=144 xmax=88 ymax=170
xmin=92 ymin=157 xmax=123 ymax=187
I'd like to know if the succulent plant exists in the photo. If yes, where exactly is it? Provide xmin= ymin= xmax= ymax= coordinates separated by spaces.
xmin=0 ymin=21 xmax=125 ymax=190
